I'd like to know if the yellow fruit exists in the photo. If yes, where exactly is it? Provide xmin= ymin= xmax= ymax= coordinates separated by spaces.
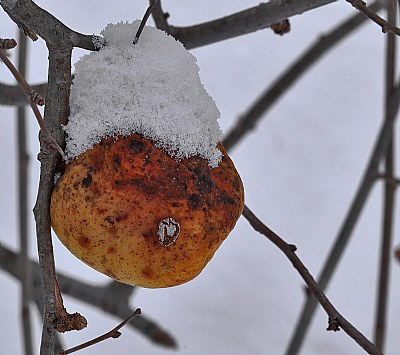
xmin=51 ymin=134 xmax=244 ymax=288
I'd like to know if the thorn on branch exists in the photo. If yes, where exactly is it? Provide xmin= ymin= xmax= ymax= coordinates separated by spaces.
xmin=54 ymin=277 xmax=87 ymax=333
xmin=270 ymin=19 xmax=291 ymax=35
xmin=30 ymin=90 xmax=45 ymax=106
xmin=327 ymin=317 xmax=341 ymax=332
xmin=0 ymin=38 xmax=17 ymax=49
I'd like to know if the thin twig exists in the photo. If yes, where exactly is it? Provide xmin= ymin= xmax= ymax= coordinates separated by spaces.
xmin=16 ymin=30 xmax=34 ymax=355
xmin=223 ymin=1 xmax=384 ymax=151
xmin=0 ymin=48 xmax=63 ymax=156
xmin=346 ymin=0 xmax=400 ymax=35
xmin=285 ymin=68 xmax=400 ymax=355
xmin=60 ymin=309 xmax=141 ymax=355
xmin=373 ymin=0 xmax=397 ymax=350
xmin=133 ymin=0 xmax=159 ymax=44
xmin=242 ymin=205 xmax=381 ymax=355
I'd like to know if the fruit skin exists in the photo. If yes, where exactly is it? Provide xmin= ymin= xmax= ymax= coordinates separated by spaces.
xmin=51 ymin=134 xmax=244 ymax=288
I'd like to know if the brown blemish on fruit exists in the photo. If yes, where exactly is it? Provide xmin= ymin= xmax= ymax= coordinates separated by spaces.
xmin=107 ymin=246 xmax=116 ymax=254
xmin=188 ymin=194 xmax=201 ymax=210
xmin=129 ymin=139 xmax=144 ymax=154
xmin=81 ymin=174 xmax=93 ymax=188
xmin=77 ymin=235 xmax=91 ymax=248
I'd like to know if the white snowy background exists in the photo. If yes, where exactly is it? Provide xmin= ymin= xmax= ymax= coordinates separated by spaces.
xmin=1 ymin=1 xmax=400 ymax=354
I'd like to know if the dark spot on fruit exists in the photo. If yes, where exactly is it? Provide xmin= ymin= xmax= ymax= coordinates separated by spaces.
xmin=115 ymin=212 xmax=129 ymax=222
xmin=113 ymin=155 xmax=121 ymax=168
xmin=143 ymin=230 xmax=154 ymax=239
xmin=77 ymin=235 xmax=91 ymax=248
xmin=219 ymin=192 xmax=235 ymax=205
xmin=105 ymin=216 xmax=114 ymax=225
xmin=188 ymin=194 xmax=201 ymax=210
xmin=107 ymin=246 xmax=116 ymax=254
xmin=142 ymin=266 xmax=153 ymax=278
xmin=129 ymin=139 xmax=144 ymax=154
xmin=205 ymin=223 xmax=216 ymax=235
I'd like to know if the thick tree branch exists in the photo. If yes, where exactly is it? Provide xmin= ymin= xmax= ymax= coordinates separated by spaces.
xmin=223 ymin=1 xmax=383 ymax=151
xmin=153 ymin=0 xmax=336 ymax=49
xmin=0 ymin=244 xmax=178 ymax=348
xmin=243 ymin=205 xmax=382 ymax=355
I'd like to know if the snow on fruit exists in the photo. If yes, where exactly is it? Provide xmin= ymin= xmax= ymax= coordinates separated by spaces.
xmin=50 ymin=21 xmax=244 ymax=288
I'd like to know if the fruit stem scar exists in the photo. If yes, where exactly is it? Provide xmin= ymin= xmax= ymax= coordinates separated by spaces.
xmin=158 ymin=217 xmax=180 ymax=247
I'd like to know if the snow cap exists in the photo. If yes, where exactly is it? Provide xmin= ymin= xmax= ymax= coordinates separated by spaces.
xmin=65 ymin=21 xmax=222 ymax=167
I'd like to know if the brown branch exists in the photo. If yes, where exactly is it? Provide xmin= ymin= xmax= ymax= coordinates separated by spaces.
xmin=242 ymin=205 xmax=382 ymax=355
xmin=223 ymin=1 xmax=384 ymax=151
xmin=60 ymin=309 xmax=141 ymax=355
xmin=0 ymin=244 xmax=178 ymax=348
xmin=346 ymin=0 xmax=400 ymax=35
xmin=154 ymin=0 xmax=336 ymax=49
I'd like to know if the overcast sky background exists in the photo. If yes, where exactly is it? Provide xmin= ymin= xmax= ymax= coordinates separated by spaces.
xmin=1 ymin=1 xmax=400 ymax=354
